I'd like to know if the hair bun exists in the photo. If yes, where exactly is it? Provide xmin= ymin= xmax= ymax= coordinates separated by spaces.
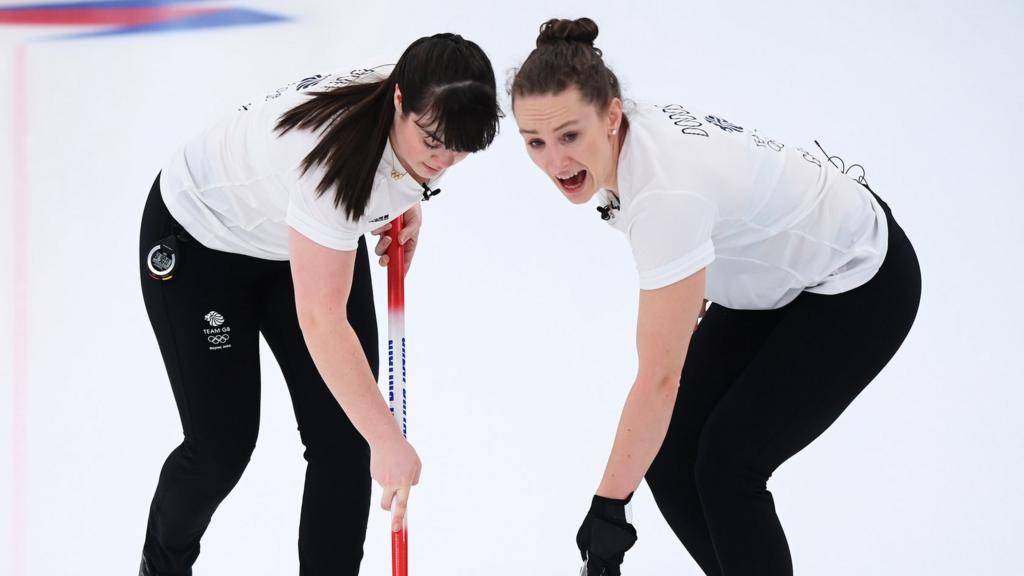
xmin=536 ymin=17 xmax=599 ymax=48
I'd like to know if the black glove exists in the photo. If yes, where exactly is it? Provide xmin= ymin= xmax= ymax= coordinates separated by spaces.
xmin=576 ymin=493 xmax=637 ymax=576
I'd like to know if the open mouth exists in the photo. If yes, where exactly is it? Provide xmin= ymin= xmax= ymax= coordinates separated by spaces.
xmin=556 ymin=169 xmax=587 ymax=194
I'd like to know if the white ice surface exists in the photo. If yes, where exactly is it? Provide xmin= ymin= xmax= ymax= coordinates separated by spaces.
xmin=2 ymin=1 xmax=1023 ymax=574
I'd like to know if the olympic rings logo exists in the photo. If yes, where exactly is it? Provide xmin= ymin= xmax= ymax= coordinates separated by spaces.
xmin=208 ymin=335 xmax=230 ymax=345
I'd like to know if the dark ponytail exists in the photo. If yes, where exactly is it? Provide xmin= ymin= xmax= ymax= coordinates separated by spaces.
xmin=276 ymin=33 xmax=501 ymax=221
xmin=511 ymin=17 xmax=621 ymax=110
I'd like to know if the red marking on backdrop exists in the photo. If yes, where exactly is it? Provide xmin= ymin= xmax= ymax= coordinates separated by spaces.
xmin=0 ymin=7 xmax=216 ymax=26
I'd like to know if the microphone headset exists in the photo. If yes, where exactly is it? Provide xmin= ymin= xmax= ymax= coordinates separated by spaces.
xmin=421 ymin=182 xmax=441 ymax=201
xmin=596 ymin=195 xmax=620 ymax=221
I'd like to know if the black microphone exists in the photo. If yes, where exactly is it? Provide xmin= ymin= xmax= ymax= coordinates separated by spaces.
xmin=421 ymin=182 xmax=441 ymax=201
xmin=596 ymin=197 xmax=620 ymax=221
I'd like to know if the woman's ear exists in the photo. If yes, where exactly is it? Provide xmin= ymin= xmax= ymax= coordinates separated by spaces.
xmin=607 ymin=97 xmax=624 ymax=133
xmin=393 ymin=84 xmax=403 ymax=112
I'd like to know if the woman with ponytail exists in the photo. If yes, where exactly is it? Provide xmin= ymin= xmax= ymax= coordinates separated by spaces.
xmin=138 ymin=33 xmax=500 ymax=576
xmin=512 ymin=18 xmax=920 ymax=576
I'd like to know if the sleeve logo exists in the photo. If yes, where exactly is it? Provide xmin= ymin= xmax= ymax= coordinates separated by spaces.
xmin=705 ymin=115 xmax=744 ymax=134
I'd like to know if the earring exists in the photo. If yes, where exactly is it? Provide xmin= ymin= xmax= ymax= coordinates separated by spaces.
xmin=610 ymin=128 xmax=618 ymax=136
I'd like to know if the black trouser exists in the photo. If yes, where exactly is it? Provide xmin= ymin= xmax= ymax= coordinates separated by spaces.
xmin=645 ymin=193 xmax=921 ymax=575
xmin=138 ymin=176 xmax=378 ymax=575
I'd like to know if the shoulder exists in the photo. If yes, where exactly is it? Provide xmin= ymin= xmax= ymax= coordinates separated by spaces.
xmin=619 ymin=102 xmax=708 ymax=200
xmin=628 ymin=101 xmax=738 ymax=142
xmin=622 ymin=101 xmax=724 ymax=167
xmin=318 ymin=64 xmax=393 ymax=90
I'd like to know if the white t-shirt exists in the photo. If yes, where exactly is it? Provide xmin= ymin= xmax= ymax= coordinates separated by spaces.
xmin=159 ymin=66 xmax=440 ymax=259
xmin=596 ymin=102 xmax=888 ymax=310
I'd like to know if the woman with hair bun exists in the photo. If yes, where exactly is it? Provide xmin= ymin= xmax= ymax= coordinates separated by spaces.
xmin=138 ymin=33 xmax=500 ymax=576
xmin=512 ymin=17 xmax=920 ymax=576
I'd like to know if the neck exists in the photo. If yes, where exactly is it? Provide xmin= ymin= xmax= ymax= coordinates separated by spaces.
xmin=604 ymin=120 xmax=628 ymax=192
xmin=388 ymin=127 xmax=428 ymax=184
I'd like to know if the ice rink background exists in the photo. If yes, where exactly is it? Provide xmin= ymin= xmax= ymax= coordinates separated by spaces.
xmin=2 ymin=1 xmax=1022 ymax=574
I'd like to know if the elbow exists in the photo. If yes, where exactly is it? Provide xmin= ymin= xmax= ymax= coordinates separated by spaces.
xmin=295 ymin=303 xmax=347 ymax=336
xmin=296 ymin=310 xmax=317 ymax=335
xmin=635 ymin=367 xmax=682 ymax=393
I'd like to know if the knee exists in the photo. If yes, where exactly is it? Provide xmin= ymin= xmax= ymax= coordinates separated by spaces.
xmin=693 ymin=442 xmax=762 ymax=503
xmin=646 ymin=451 xmax=695 ymax=497
xmin=646 ymin=454 xmax=705 ymax=529
xmin=301 ymin=441 xmax=370 ymax=494
xmin=301 ymin=434 xmax=369 ymax=470
xmin=179 ymin=436 xmax=256 ymax=486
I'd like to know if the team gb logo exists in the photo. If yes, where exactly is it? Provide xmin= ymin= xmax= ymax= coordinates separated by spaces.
xmin=204 ymin=311 xmax=225 ymax=327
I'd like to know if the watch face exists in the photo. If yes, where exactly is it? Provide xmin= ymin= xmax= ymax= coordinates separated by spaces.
xmin=151 ymin=251 xmax=173 ymax=271
xmin=147 ymin=244 xmax=175 ymax=278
